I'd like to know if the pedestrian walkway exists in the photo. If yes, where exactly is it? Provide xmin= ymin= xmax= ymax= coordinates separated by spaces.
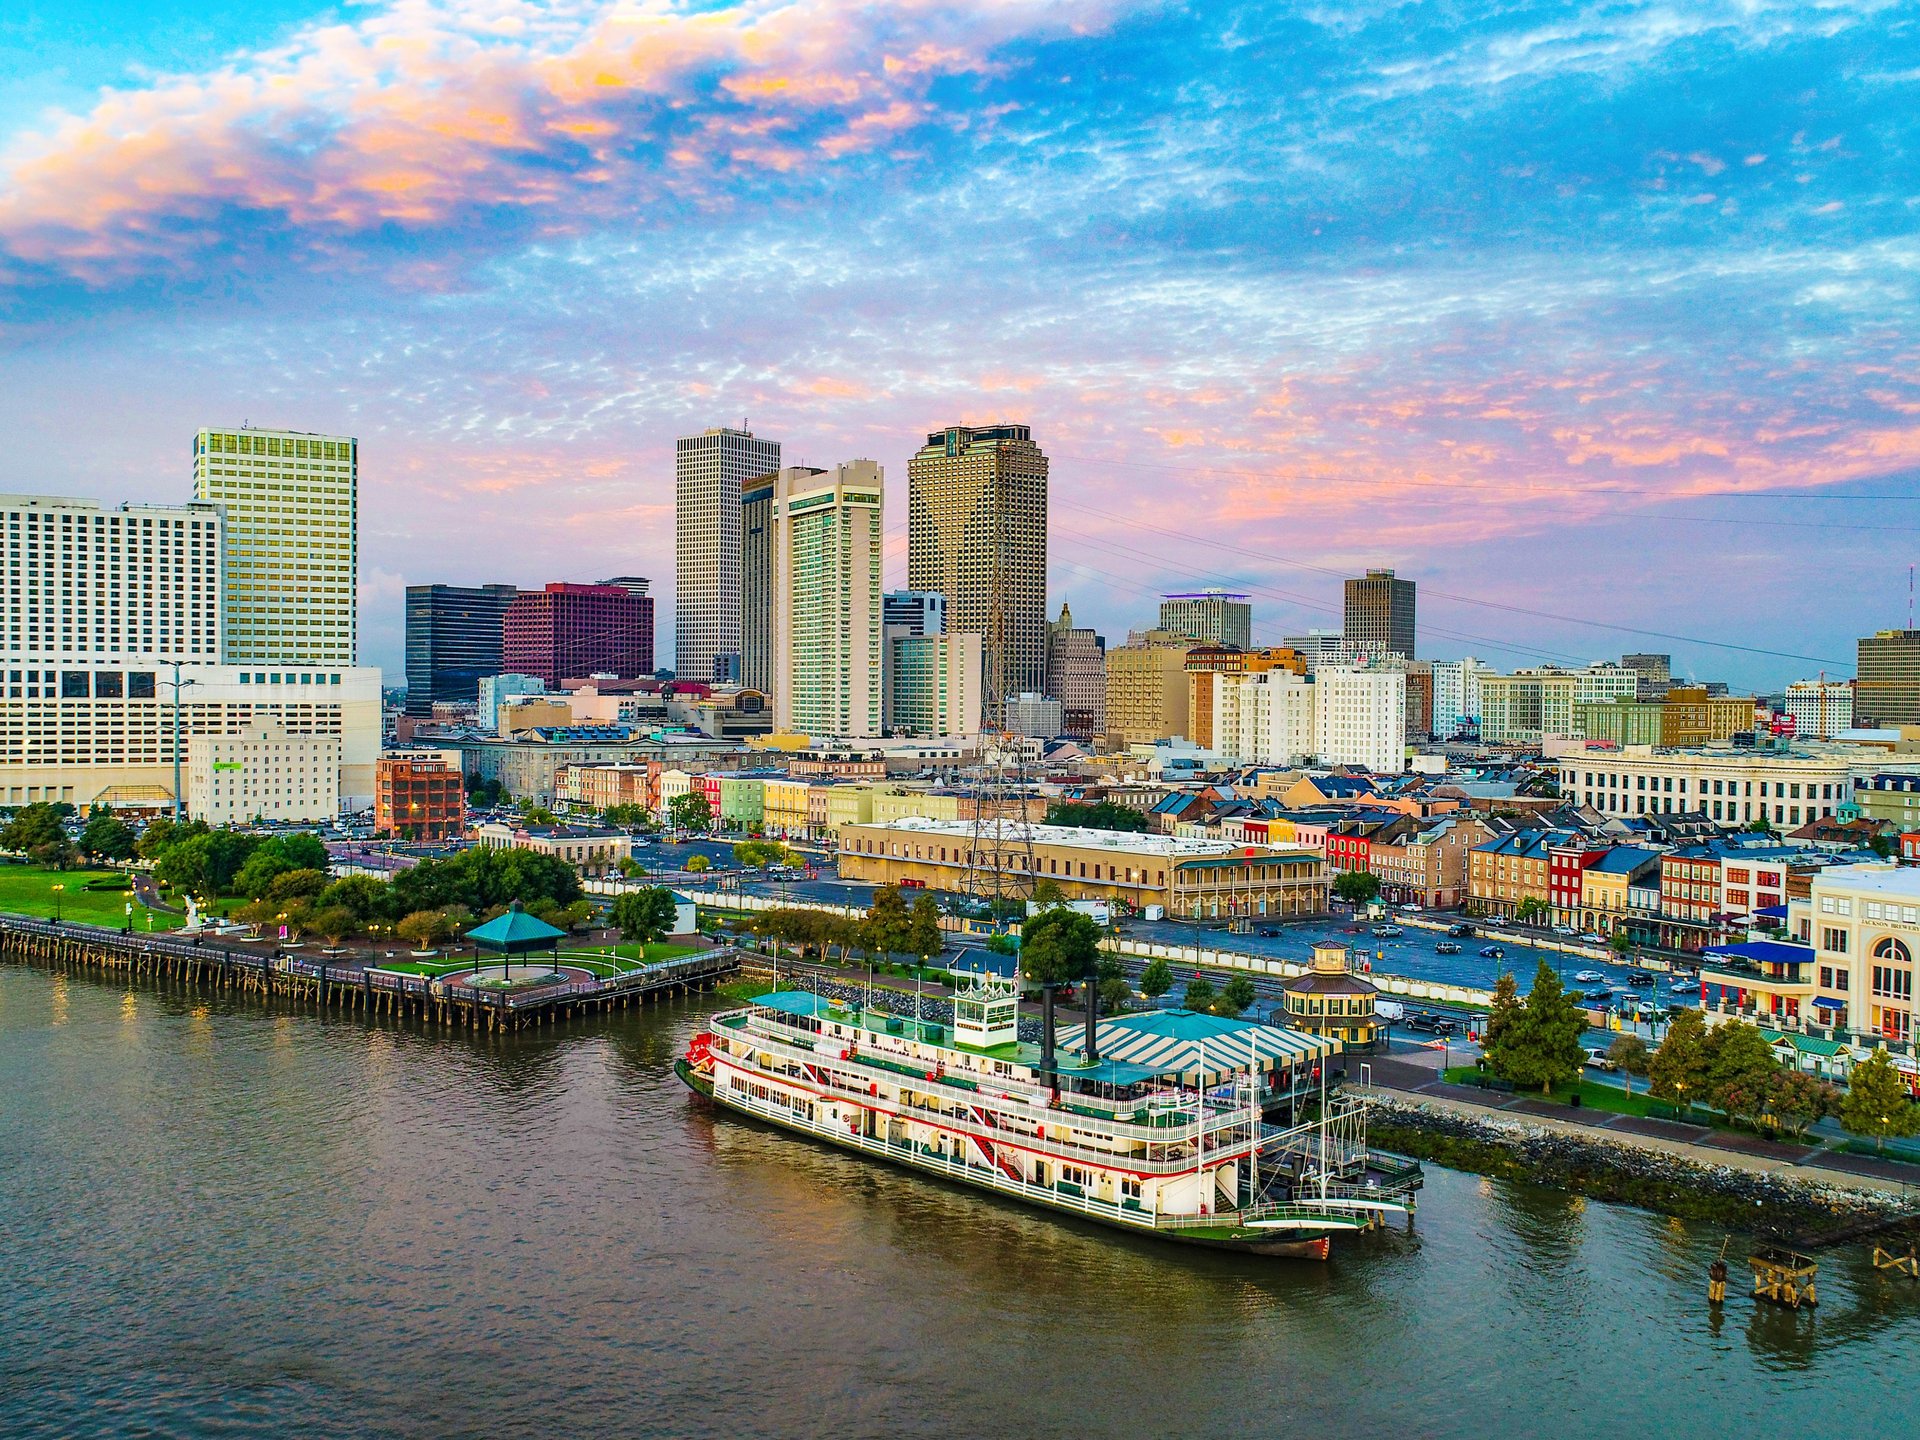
xmin=1357 ymin=1055 xmax=1918 ymax=1197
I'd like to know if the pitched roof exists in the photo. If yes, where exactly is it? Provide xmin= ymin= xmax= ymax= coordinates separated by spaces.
xmin=466 ymin=902 xmax=568 ymax=950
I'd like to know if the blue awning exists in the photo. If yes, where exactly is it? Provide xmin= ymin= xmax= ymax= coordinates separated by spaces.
xmin=1755 ymin=904 xmax=1789 ymax=919
xmin=1812 ymin=997 xmax=1845 ymax=1010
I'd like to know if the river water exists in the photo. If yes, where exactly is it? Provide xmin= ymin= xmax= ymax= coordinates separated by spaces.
xmin=2 ymin=963 xmax=1914 ymax=1440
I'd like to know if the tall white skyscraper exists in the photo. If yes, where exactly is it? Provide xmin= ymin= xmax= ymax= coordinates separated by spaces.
xmin=193 ymin=427 xmax=358 ymax=665
xmin=676 ymin=425 xmax=781 ymax=684
xmin=772 ymin=462 xmax=883 ymax=736
xmin=0 ymin=490 xmax=379 ymax=810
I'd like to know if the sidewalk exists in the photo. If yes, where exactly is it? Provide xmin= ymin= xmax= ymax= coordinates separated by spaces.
xmin=1357 ymin=1054 xmax=1920 ymax=1199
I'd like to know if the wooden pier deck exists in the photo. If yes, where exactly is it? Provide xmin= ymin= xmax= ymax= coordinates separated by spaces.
xmin=0 ymin=916 xmax=740 ymax=1031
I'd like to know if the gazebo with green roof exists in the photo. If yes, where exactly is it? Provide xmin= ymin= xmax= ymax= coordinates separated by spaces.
xmin=465 ymin=901 xmax=568 ymax=983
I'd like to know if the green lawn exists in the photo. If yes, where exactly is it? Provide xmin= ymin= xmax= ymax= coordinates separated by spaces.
xmin=567 ymin=941 xmax=701 ymax=964
xmin=0 ymin=865 xmax=187 ymax=931
xmin=371 ymin=942 xmax=702 ymax=981
xmin=1441 ymin=1065 xmax=1659 ymax=1118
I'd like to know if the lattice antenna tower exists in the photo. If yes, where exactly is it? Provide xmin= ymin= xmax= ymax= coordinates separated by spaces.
xmin=963 ymin=732 xmax=1037 ymax=909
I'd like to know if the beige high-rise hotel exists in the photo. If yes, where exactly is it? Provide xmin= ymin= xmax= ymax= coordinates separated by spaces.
xmin=907 ymin=423 xmax=1048 ymax=724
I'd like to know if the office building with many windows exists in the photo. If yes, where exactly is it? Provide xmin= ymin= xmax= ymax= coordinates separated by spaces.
xmin=907 ymin=423 xmax=1048 ymax=721
xmin=1045 ymin=602 xmax=1106 ymax=741
xmin=676 ymin=426 xmax=781 ymax=684
xmin=887 ymin=632 xmax=983 ymax=738
xmin=1158 ymin=590 xmax=1252 ymax=649
xmin=187 ymin=724 xmax=341 ymax=826
xmin=502 ymin=582 xmax=654 ymax=686
xmin=772 ymin=462 xmax=884 ymax=736
xmin=193 ymin=426 xmax=357 ymax=664
xmin=739 ymin=474 xmax=778 ymax=694
xmin=1343 ymin=569 xmax=1415 ymax=659
xmin=1855 ymin=630 xmax=1920 ymax=727
xmin=1556 ymin=746 xmax=1861 ymax=828
xmin=404 ymin=583 xmax=518 ymax=715
xmin=1 ymin=493 xmax=223 ymax=666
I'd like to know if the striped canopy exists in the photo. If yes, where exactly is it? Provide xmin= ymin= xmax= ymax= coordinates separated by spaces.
xmin=1056 ymin=1009 xmax=1336 ymax=1079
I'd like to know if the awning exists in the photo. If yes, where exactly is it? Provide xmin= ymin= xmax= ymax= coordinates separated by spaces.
xmin=1812 ymin=997 xmax=1845 ymax=1010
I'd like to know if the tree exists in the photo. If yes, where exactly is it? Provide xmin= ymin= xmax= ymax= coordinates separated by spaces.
xmin=307 ymin=905 xmax=357 ymax=949
xmin=1042 ymin=801 xmax=1150 ymax=834
xmin=1140 ymin=957 xmax=1174 ymax=1001
xmin=1183 ymin=977 xmax=1217 ymax=1011
xmin=1839 ymin=1050 xmax=1920 ymax=1152
xmin=395 ymin=909 xmax=455 ymax=950
xmin=1704 ymin=1020 xmax=1779 ymax=1123
xmin=1498 ymin=960 xmax=1587 ymax=1095
xmin=1607 ymin=1034 xmax=1651 ymax=1093
xmin=612 ymin=887 xmax=679 ymax=944
xmin=1332 ymin=870 xmax=1381 ymax=906
xmin=3 ymin=803 xmax=73 ymax=865
xmin=78 ymin=808 xmax=135 ymax=861
xmin=668 ymin=792 xmax=713 ymax=832
xmin=1480 ymin=971 xmax=1521 ymax=1072
xmin=1030 ymin=878 xmax=1067 ymax=908
xmin=604 ymin=803 xmax=654 ymax=829
xmin=1217 ymin=974 xmax=1258 ymax=1017
xmin=906 ymin=895 xmax=943 ymax=961
xmin=1609 ymin=931 xmax=1633 ymax=956
xmin=861 ymin=886 xmax=912 ymax=961
xmin=1762 ymin=1069 xmax=1836 ymax=1139
xmin=317 ymin=874 xmax=398 ymax=924
xmin=1020 ymin=907 xmax=1104 ymax=1076
xmin=233 ymin=848 xmax=295 ymax=899
xmin=1513 ymin=896 xmax=1550 ymax=927
xmin=1867 ymin=833 xmax=1896 ymax=860
xmin=265 ymin=868 xmax=329 ymax=903
xmin=685 ymin=854 xmax=711 ymax=873
xmin=1098 ymin=975 xmax=1134 ymax=1014
xmin=1648 ymin=1007 xmax=1712 ymax=1111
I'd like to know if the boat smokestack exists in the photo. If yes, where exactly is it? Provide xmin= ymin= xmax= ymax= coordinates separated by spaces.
xmin=1083 ymin=960 xmax=1099 ymax=1064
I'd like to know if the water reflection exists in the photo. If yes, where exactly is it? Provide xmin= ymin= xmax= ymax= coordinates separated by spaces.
xmin=2 ymin=961 xmax=1917 ymax=1440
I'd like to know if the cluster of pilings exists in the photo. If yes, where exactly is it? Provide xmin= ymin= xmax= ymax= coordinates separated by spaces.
xmin=0 ymin=917 xmax=739 ymax=1033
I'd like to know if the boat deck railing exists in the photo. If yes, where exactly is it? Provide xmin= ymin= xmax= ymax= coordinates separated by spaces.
xmin=717 ymin=1078 xmax=1245 ymax=1231
xmin=728 ymin=1007 xmax=1248 ymax=1133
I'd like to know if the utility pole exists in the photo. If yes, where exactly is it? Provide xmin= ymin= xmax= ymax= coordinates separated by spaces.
xmin=164 ymin=662 xmax=198 ymax=822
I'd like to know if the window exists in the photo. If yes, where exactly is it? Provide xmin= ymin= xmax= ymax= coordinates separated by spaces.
xmin=1821 ymin=927 xmax=1849 ymax=954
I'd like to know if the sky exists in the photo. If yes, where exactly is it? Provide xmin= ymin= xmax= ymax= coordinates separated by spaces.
xmin=0 ymin=0 xmax=1916 ymax=691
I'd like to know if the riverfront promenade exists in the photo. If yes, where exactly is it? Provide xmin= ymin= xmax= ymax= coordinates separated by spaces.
xmin=1361 ymin=1049 xmax=1918 ymax=1198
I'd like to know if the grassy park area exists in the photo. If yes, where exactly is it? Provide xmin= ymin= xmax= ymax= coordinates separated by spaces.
xmin=0 ymin=865 xmax=186 ymax=931
xmin=1442 ymin=1064 xmax=1662 ymax=1119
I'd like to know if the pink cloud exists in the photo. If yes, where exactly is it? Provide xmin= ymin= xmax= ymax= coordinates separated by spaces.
xmin=0 ymin=0 xmax=1137 ymax=282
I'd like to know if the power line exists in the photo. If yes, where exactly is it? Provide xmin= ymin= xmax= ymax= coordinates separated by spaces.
xmin=1053 ymin=497 xmax=1853 ymax=670
xmin=1050 ymin=448 xmax=1920 ymax=505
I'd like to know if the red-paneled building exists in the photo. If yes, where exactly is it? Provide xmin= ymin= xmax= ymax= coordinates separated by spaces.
xmin=375 ymin=754 xmax=466 ymax=841
xmin=503 ymin=582 xmax=654 ymax=686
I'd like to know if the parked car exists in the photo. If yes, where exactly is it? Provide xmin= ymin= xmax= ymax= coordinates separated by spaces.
xmin=1627 ymin=972 xmax=1656 ymax=988
xmin=1436 ymin=941 xmax=1461 ymax=954
xmin=1585 ymin=988 xmax=1615 ymax=1005
xmin=1256 ymin=928 xmax=1280 ymax=939
xmin=1583 ymin=1047 xmax=1618 ymax=1071
xmin=1579 ymin=932 xmax=1605 ymax=944
xmin=1553 ymin=925 xmax=1577 ymax=937
xmin=1447 ymin=923 xmax=1476 ymax=938
xmin=1574 ymin=969 xmax=1607 ymax=984
xmin=1371 ymin=924 xmax=1404 ymax=938
xmin=1402 ymin=1013 xmax=1436 ymax=1032
xmin=1479 ymin=945 xmax=1505 ymax=959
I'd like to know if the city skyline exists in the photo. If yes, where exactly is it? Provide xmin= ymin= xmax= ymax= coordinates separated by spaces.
xmin=0 ymin=2 xmax=1915 ymax=688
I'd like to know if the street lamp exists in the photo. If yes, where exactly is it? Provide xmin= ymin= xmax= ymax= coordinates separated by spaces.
xmin=50 ymin=882 xmax=64 ymax=923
